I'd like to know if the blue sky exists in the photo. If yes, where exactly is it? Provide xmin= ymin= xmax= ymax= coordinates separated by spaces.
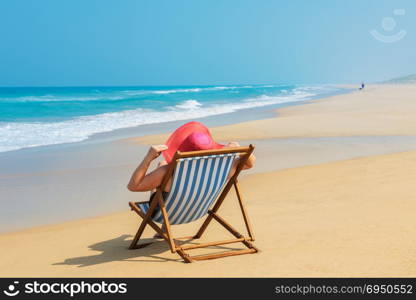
xmin=0 ymin=0 xmax=415 ymax=86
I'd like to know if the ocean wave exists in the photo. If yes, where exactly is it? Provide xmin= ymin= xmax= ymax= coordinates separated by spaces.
xmin=0 ymin=85 xmax=342 ymax=153
xmin=0 ymin=87 xmax=239 ymax=102
xmin=123 ymin=86 xmax=243 ymax=96
xmin=169 ymin=99 xmax=202 ymax=110
xmin=121 ymin=85 xmax=287 ymax=96
xmin=151 ymin=88 xmax=202 ymax=94
xmin=0 ymin=95 xmax=126 ymax=102
xmin=0 ymin=90 xmax=316 ymax=153
xmin=0 ymin=85 xmax=279 ymax=103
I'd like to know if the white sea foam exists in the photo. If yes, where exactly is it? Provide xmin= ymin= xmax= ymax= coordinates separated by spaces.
xmin=170 ymin=99 xmax=202 ymax=110
xmin=0 ymin=85 xmax=280 ymax=103
xmin=151 ymin=88 xmax=202 ymax=94
xmin=1 ymin=95 xmax=126 ymax=102
xmin=0 ymin=86 xmax=334 ymax=153
xmin=121 ymin=86 xmax=251 ymax=96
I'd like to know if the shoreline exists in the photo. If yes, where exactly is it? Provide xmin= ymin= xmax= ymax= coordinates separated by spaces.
xmin=0 ymin=84 xmax=350 ymax=156
xmin=132 ymin=84 xmax=416 ymax=145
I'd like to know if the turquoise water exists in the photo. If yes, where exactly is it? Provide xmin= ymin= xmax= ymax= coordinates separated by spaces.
xmin=0 ymin=84 xmax=342 ymax=152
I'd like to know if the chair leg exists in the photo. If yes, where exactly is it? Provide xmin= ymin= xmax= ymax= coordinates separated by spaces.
xmin=129 ymin=222 xmax=148 ymax=249
xmin=194 ymin=179 xmax=235 ymax=238
xmin=194 ymin=147 xmax=254 ymax=240
xmin=209 ymin=210 xmax=259 ymax=252
xmin=128 ymin=199 xmax=159 ymax=250
xmin=129 ymin=203 xmax=167 ymax=239
xmin=176 ymin=249 xmax=194 ymax=263
xmin=157 ymin=194 xmax=176 ymax=253
xmin=234 ymin=181 xmax=255 ymax=241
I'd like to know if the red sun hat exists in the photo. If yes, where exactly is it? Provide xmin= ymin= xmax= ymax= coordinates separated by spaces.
xmin=162 ymin=121 xmax=224 ymax=163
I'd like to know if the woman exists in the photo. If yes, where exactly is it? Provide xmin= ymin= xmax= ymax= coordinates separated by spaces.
xmin=127 ymin=121 xmax=255 ymax=193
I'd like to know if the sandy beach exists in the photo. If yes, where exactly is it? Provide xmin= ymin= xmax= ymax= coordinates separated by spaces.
xmin=134 ymin=84 xmax=416 ymax=143
xmin=1 ymin=84 xmax=416 ymax=277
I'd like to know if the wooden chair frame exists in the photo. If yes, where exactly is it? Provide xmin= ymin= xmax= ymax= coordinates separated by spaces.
xmin=128 ymin=144 xmax=259 ymax=263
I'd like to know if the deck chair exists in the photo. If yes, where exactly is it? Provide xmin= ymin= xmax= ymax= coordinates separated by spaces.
xmin=128 ymin=145 xmax=258 ymax=263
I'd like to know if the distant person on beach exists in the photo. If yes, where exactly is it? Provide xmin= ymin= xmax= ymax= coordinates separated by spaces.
xmin=359 ymin=82 xmax=365 ymax=90
xmin=127 ymin=121 xmax=256 ymax=194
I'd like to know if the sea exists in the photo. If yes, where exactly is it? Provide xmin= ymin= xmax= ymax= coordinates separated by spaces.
xmin=0 ymin=84 xmax=347 ymax=153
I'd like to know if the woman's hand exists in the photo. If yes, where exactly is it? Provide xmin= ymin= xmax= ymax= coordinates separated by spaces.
xmin=128 ymin=144 xmax=168 ymax=192
xmin=226 ymin=141 xmax=240 ymax=148
xmin=145 ymin=145 xmax=168 ymax=161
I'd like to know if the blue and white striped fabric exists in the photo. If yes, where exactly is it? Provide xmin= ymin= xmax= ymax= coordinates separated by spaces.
xmin=138 ymin=153 xmax=237 ymax=225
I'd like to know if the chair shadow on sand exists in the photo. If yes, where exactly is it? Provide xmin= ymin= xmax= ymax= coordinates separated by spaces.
xmin=53 ymin=234 xmax=243 ymax=267
xmin=53 ymin=234 xmax=179 ymax=267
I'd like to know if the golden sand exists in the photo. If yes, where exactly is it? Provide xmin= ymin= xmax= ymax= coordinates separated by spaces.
xmin=133 ymin=84 xmax=416 ymax=144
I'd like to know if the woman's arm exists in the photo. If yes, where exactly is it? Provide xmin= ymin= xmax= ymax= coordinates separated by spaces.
xmin=242 ymin=152 xmax=256 ymax=170
xmin=226 ymin=142 xmax=256 ymax=170
xmin=127 ymin=145 xmax=168 ymax=192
